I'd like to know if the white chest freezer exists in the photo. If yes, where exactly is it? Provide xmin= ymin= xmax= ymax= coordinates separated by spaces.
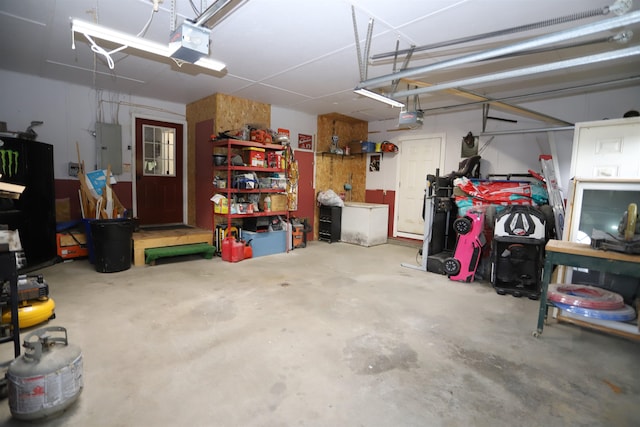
xmin=340 ymin=202 xmax=389 ymax=247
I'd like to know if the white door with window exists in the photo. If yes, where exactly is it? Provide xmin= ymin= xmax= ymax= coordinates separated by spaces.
xmin=396 ymin=134 xmax=445 ymax=239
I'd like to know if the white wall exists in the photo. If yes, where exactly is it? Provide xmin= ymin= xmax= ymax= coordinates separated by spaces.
xmin=0 ymin=70 xmax=185 ymax=182
xmin=2 ymin=68 xmax=638 ymax=195
xmin=270 ymin=106 xmax=317 ymax=150
xmin=366 ymin=85 xmax=640 ymax=197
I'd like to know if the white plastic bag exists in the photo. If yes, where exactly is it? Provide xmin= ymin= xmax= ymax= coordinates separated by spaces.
xmin=317 ymin=189 xmax=344 ymax=207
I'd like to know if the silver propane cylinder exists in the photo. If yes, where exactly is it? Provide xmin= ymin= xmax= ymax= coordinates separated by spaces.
xmin=6 ymin=326 xmax=83 ymax=420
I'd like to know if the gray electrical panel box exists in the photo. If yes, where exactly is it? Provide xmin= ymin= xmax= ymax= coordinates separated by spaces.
xmin=96 ymin=122 xmax=122 ymax=175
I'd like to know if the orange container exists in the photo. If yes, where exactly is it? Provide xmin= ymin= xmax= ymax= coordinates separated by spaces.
xmin=56 ymin=231 xmax=89 ymax=259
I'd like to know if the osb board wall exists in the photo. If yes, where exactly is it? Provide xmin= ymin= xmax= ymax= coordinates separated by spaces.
xmin=185 ymin=93 xmax=270 ymax=225
xmin=314 ymin=113 xmax=368 ymax=240
xmin=316 ymin=155 xmax=367 ymax=200
xmin=317 ymin=113 xmax=367 ymax=153
xmin=214 ymin=93 xmax=270 ymax=133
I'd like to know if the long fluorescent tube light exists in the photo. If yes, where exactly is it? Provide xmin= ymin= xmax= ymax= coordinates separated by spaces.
xmin=354 ymin=88 xmax=405 ymax=108
xmin=70 ymin=19 xmax=226 ymax=72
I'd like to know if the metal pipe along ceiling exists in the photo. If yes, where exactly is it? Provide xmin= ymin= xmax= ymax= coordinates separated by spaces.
xmin=194 ymin=0 xmax=245 ymax=27
xmin=356 ymin=10 xmax=640 ymax=90
xmin=392 ymin=46 xmax=640 ymax=98
xmin=418 ymin=75 xmax=640 ymax=115
xmin=371 ymin=5 xmax=611 ymax=61
xmin=479 ymin=127 xmax=575 ymax=136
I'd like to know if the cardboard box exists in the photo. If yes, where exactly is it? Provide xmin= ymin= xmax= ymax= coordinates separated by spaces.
xmin=213 ymin=197 xmax=229 ymax=214
xmin=55 ymin=198 xmax=71 ymax=222
xmin=264 ymin=194 xmax=288 ymax=212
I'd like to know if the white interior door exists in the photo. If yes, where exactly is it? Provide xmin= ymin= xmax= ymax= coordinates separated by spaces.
xmin=570 ymin=117 xmax=640 ymax=179
xmin=396 ymin=134 xmax=445 ymax=239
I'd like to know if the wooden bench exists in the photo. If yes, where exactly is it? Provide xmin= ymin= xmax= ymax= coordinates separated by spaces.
xmin=144 ymin=243 xmax=216 ymax=265
xmin=132 ymin=228 xmax=213 ymax=266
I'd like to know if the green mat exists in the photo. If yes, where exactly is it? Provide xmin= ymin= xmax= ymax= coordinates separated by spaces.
xmin=145 ymin=243 xmax=216 ymax=265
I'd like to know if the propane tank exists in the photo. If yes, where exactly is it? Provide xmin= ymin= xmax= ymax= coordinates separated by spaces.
xmin=7 ymin=326 xmax=83 ymax=421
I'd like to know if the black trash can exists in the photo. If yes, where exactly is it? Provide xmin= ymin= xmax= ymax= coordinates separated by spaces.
xmin=90 ymin=219 xmax=134 ymax=273
xmin=82 ymin=218 xmax=96 ymax=264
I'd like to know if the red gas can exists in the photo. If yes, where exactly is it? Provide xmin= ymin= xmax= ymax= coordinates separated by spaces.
xmin=222 ymin=237 xmax=244 ymax=262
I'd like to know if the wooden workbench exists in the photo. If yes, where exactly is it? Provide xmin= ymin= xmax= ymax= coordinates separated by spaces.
xmin=534 ymin=240 xmax=640 ymax=338
xmin=132 ymin=228 xmax=213 ymax=266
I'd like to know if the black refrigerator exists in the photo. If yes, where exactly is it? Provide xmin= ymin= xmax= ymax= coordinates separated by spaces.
xmin=0 ymin=136 xmax=56 ymax=272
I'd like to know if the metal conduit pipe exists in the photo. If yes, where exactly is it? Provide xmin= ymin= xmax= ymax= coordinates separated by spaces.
xmin=356 ymin=10 xmax=640 ymax=90
xmin=392 ymin=46 xmax=640 ymax=98
xmin=418 ymin=75 xmax=640 ymax=115
xmin=479 ymin=127 xmax=574 ymax=136
xmin=194 ymin=0 xmax=245 ymax=27
xmin=481 ymin=32 xmax=630 ymax=62
xmin=371 ymin=6 xmax=611 ymax=61
xmin=352 ymin=5 xmax=365 ymax=82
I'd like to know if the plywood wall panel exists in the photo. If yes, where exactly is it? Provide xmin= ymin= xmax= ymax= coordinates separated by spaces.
xmin=185 ymin=93 xmax=270 ymax=225
xmin=314 ymin=113 xmax=368 ymax=240
xmin=317 ymin=113 xmax=367 ymax=153
xmin=214 ymin=93 xmax=270 ymax=133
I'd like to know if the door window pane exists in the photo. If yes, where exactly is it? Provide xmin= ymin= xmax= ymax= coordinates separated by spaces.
xmin=143 ymin=125 xmax=176 ymax=176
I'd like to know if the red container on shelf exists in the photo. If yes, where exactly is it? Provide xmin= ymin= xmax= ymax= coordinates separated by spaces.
xmin=243 ymin=147 xmax=266 ymax=167
xmin=221 ymin=237 xmax=244 ymax=262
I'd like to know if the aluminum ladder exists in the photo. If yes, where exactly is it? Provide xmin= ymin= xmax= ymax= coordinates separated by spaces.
xmin=539 ymin=154 xmax=565 ymax=239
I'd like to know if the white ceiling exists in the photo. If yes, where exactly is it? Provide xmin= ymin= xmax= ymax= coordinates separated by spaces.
xmin=1 ymin=0 xmax=639 ymax=123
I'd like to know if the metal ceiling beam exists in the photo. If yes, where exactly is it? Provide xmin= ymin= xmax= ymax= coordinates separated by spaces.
xmin=194 ymin=0 xmax=246 ymax=28
xmin=393 ymin=46 xmax=640 ymax=99
xmin=479 ymin=126 xmax=574 ymax=136
xmin=418 ymin=75 xmax=640 ymax=114
xmin=356 ymin=10 xmax=640 ymax=90
xmin=371 ymin=5 xmax=610 ymax=61
xmin=401 ymin=79 xmax=573 ymax=126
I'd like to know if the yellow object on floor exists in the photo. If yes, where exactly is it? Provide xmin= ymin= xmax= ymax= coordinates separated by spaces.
xmin=2 ymin=298 xmax=55 ymax=329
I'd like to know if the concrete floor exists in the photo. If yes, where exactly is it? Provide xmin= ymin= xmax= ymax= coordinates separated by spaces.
xmin=1 ymin=241 xmax=639 ymax=426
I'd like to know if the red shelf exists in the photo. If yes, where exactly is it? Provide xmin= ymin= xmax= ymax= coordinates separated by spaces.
xmin=214 ymin=210 xmax=288 ymax=219
xmin=215 ymin=188 xmax=285 ymax=194
xmin=211 ymin=138 xmax=285 ymax=151
xmin=214 ymin=166 xmax=284 ymax=173
xmin=212 ymin=138 xmax=290 ymax=244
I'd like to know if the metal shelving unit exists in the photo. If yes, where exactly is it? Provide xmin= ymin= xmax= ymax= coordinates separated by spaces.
xmin=211 ymin=138 xmax=289 ymax=244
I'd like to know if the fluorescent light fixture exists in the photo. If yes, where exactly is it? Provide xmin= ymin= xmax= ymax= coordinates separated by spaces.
xmin=354 ymin=88 xmax=405 ymax=108
xmin=70 ymin=19 xmax=226 ymax=72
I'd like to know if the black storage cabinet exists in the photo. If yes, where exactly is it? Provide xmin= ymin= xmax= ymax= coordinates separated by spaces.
xmin=318 ymin=205 xmax=341 ymax=243
xmin=0 ymin=137 xmax=56 ymax=272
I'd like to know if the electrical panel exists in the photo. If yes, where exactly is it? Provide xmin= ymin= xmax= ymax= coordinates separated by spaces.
xmin=96 ymin=122 xmax=122 ymax=175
